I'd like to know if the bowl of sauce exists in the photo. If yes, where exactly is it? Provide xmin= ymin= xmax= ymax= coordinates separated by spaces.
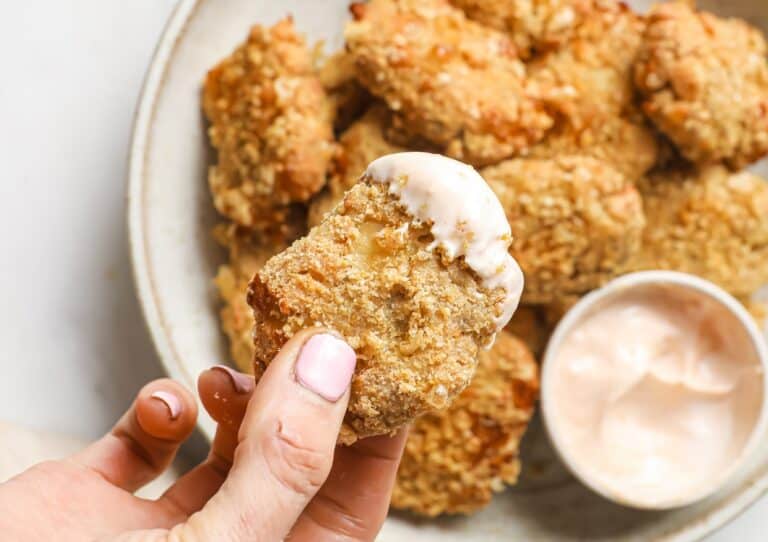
xmin=541 ymin=271 xmax=768 ymax=509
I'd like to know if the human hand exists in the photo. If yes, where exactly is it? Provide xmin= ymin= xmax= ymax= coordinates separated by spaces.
xmin=0 ymin=329 xmax=407 ymax=541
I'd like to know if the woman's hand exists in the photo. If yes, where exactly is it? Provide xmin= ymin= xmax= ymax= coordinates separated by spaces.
xmin=0 ymin=329 xmax=407 ymax=541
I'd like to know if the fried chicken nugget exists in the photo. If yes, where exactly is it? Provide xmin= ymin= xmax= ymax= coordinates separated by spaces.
xmin=212 ymin=224 xmax=297 ymax=374
xmin=203 ymin=18 xmax=335 ymax=231
xmin=248 ymin=153 xmax=523 ymax=444
xmin=485 ymin=155 xmax=645 ymax=303
xmin=450 ymin=0 xmax=597 ymax=59
xmin=634 ymin=3 xmax=768 ymax=168
xmin=391 ymin=331 xmax=539 ymax=517
xmin=345 ymin=0 xmax=553 ymax=167
xmin=529 ymin=1 xmax=645 ymax=122
xmin=628 ymin=165 xmax=768 ymax=297
xmin=505 ymin=305 xmax=548 ymax=358
xmin=308 ymin=105 xmax=405 ymax=227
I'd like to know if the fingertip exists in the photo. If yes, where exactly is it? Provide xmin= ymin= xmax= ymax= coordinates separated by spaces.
xmin=198 ymin=365 xmax=254 ymax=428
xmin=136 ymin=379 xmax=197 ymax=442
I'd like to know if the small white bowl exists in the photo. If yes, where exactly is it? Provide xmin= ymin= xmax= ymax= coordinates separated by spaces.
xmin=541 ymin=271 xmax=768 ymax=510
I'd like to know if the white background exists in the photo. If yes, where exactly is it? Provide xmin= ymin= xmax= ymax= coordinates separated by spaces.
xmin=0 ymin=1 xmax=764 ymax=539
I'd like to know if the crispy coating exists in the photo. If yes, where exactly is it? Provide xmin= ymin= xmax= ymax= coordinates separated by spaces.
xmin=345 ymin=0 xmax=553 ymax=166
xmin=528 ymin=114 xmax=659 ymax=181
xmin=248 ymin=181 xmax=505 ymax=444
xmin=317 ymin=50 xmax=372 ymax=133
xmin=212 ymin=224 xmax=293 ymax=374
xmin=450 ymin=0 xmax=597 ymax=59
xmin=485 ymin=155 xmax=645 ymax=303
xmin=308 ymin=106 xmax=405 ymax=227
xmin=391 ymin=331 xmax=539 ymax=517
xmin=529 ymin=1 xmax=645 ymax=123
xmin=628 ymin=165 xmax=768 ymax=297
xmin=203 ymin=18 xmax=335 ymax=230
xmin=634 ymin=3 xmax=768 ymax=168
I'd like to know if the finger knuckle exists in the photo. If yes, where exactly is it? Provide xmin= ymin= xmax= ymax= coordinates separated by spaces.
xmin=263 ymin=421 xmax=331 ymax=498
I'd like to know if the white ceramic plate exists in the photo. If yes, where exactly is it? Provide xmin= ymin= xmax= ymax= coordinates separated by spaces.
xmin=128 ymin=1 xmax=768 ymax=539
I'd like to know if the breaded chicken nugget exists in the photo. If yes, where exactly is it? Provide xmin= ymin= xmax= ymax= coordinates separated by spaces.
xmin=248 ymin=153 xmax=524 ymax=444
xmin=634 ymin=3 xmax=768 ymax=168
xmin=391 ymin=331 xmax=539 ymax=517
xmin=450 ymin=0 xmax=597 ymax=59
xmin=345 ymin=0 xmax=553 ymax=166
xmin=203 ymin=18 xmax=335 ymax=231
xmin=505 ymin=305 xmax=548 ymax=358
xmin=628 ymin=165 xmax=768 ymax=297
xmin=212 ymin=224 xmax=296 ymax=374
xmin=529 ymin=1 xmax=645 ymax=122
xmin=308 ymin=105 xmax=405 ymax=227
xmin=317 ymin=50 xmax=372 ymax=133
xmin=528 ymin=114 xmax=659 ymax=182
xmin=485 ymin=155 xmax=645 ymax=303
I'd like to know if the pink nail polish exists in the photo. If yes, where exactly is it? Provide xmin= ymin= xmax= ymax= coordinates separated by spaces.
xmin=150 ymin=391 xmax=182 ymax=420
xmin=211 ymin=364 xmax=254 ymax=394
xmin=295 ymin=333 xmax=357 ymax=402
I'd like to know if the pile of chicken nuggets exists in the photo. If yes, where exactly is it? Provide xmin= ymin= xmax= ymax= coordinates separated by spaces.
xmin=203 ymin=0 xmax=768 ymax=517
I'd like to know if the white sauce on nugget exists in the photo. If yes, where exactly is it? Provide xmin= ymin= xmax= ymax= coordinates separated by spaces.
xmin=366 ymin=152 xmax=524 ymax=331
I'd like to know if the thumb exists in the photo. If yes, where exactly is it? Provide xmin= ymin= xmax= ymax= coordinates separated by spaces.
xmin=177 ymin=328 xmax=356 ymax=541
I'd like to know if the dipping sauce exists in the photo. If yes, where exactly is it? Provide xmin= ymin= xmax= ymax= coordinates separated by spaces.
xmin=545 ymin=280 xmax=765 ymax=508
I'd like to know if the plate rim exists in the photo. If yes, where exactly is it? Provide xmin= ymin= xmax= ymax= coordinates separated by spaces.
xmin=126 ymin=0 xmax=768 ymax=539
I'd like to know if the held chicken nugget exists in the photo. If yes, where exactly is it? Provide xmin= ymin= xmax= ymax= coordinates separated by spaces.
xmin=628 ymin=165 xmax=768 ymax=297
xmin=248 ymin=152 xmax=524 ymax=444
xmin=391 ymin=331 xmax=539 ymax=517
xmin=203 ymin=18 xmax=335 ymax=231
xmin=485 ymin=155 xmax=645 ymax=304
xmin=345 ymin=0 xmax=553 ymax=167
xmin=634 ymin=3 xmax=768 ymax=168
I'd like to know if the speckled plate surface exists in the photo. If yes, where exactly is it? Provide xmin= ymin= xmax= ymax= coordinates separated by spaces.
xmin=128 ymin=1 xmax=768 ymax=539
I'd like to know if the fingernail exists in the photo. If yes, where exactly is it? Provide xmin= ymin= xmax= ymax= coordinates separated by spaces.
xmin=295 ymin=333 xmax=356 ymax=402
xmin=150 ymin=391 xmax=182 ymax=421
xmin=211 ymin=364 xmax=254 ymax=394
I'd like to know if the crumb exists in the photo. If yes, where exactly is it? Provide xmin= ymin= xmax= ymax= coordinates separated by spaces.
xmin=248 ymin=181 xmax=505 ymax=444
xmin=345 ymin=0 xmax=553 ymax=166
xmin=391 ymin=331 xmax=539 ymax=517
xmin=203 ymin=18 xmax=335 ymax=231
xmin=627 ymin=165 xmax=768 ymax=297
xmin=634 ymin=3 xmax=768 ymax=168
xmin=485 ymin=155 xmax=645 ymax=303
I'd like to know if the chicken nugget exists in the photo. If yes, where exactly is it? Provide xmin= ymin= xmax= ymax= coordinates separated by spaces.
xmin=628 ymin=165 xmax=768 ymax=297
xmin=450 ymin=0 xmax=597 ymax=59
xmin=203 ymin=18 xmax=335 ymax=231
xmin=248 ymin=153 xmax=524 ymax=443
xmin=345 ymin=0 xmax=553 ymax=167
xmin=505 ymin=305 xmax=548 ymax=357
xmin=308 ymin=105 xmax=406 ymax=227
xmin=634 ymin=3 xmax=768 ymax=168
xmin=391 ymin=331 xmax=539 ymax=517
xmin=485 ymin=155 xmax=645 ymax=303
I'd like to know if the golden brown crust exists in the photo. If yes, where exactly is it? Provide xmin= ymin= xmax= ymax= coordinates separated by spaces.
xmin=203 ymin=18 xmax=335 ymax=230
xmin=505 ymin=305 xmax=548 ymax=358
xmin=627 ymin=165 xmax=768 ymax=297
xmin=634 ymin=3 xmax=768 ymax=168
xmin=485 ymin=155 xmax=645 ymax=303
xmin=450 ymin=0 xmax=598 ymax=59
xmin=391 ymin=331 xmax=539 ymax=516
xmin=345 ymin=0 xmax=553 ymax=166
xmin=308 ymin=105 xmax=406 ymax=227
xmin=248 ymin=181 xmax=503 ymax=444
